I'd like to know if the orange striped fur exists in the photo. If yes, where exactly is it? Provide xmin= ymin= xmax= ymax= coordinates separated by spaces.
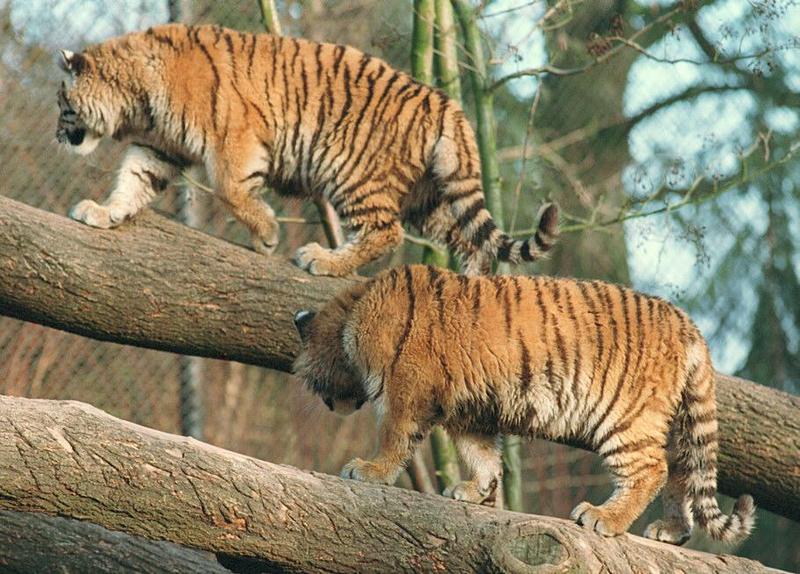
xmin=293 ymin=265 xmax=755 ymax=544
xmin=56 ymin=23 xmax=558 ymax=276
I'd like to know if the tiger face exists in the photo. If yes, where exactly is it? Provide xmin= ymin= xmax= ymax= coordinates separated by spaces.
xmin=56 ymin=49 xmax=122 ymax=155
xmin=293 ymin=309 xmax=367 ymax=416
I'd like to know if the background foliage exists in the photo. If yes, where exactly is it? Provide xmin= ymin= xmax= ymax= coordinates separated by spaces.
xmin=1 ymin=0 xmax=798 ymax=569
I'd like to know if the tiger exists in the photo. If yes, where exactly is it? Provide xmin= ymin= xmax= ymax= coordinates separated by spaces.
xmin=55 ymin=23 xmax=559 ymax=277
xmin=292 ymin=264 xmax=755 ymax=544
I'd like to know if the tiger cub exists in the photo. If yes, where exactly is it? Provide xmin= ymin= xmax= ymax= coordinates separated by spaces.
xmin=292 ymin=265 xmax=755 ymax=544
xmin=56 ymin=23 xmax=558 ymax=277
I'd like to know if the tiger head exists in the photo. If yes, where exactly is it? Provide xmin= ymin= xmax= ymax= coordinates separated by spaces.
xmin=292 ymin=307 xmax=367 ymax=417
xmin=56 ymin=47 xmax=150 ymax=155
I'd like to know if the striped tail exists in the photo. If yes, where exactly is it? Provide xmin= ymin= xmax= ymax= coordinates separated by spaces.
xmin=495 ymin=203 xmax=559 ymax=264
xmin=681 ymin=347 xmax=755 ymax=544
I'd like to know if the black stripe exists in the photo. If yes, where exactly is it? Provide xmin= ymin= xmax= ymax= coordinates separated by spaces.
xmin=354 ymin=52 xmax=370 ymax=83
xmin=455 ymin=199 xmax=485 ymax=229
xmin=314 ymin=43 xmax=323 ymax=83
xmin=502 ymin=279 xmax=512 ymax=338
xmin=471 ymin=219 xmax=497 ymax=247
xmin=389 ymin=267 xmax=416 ymax=374
xmin=196 ymin=40 xmax=220 ymax=131
xmin=141 ymin=169 xmax=168 ymax=191
xmin=591 ymin=286 xmax=633 ymax=441
xmin=518 ymin=333 xmax=532 ymax=392
xmin=471 ymin=280 xmax=483 ymax=322
xmin=135 ymin=144 xmax=188 ymax=168
xmin=563 ymin=286 xmax=583 ymax=405
xmin=341 ymin=203 xmax=396 ymax=217
xmin=247 ymin=33 xmax=257 ymax=78
xmin=497 ymin=240 xmax=512 ymax=261
xmin=602 ymin=436 xmax=662 ymax=459
xmin=332 ymin=45 xmax=347 ymax=78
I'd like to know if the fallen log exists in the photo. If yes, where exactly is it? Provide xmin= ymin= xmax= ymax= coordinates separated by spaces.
xmin=0 ymin=395 xmax=783 ymax=573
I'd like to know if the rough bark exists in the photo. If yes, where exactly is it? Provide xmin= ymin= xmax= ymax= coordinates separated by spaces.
xmin=0 ymin=195 xmax=355 ymax=373
xmin=0 ymin=196 xmax=799 ymax=522
xmin=0 ymin=510 xmax=228 ymax=574
xmin=0 ymin=395 xmax=785 ymax=573
xmin=715 ymin=374 xmax=800 ymax=522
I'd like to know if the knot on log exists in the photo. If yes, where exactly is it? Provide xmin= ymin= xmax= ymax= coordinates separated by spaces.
xmin=496 ymin=521 xmax=574 ymax=573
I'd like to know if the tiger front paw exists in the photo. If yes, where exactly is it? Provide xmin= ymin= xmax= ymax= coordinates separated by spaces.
xmin=443 ymin=479 xmax=498 ymax=506
xmin=643 ymin=519 xmax=691 ymax=546
xmin=570 ymin=501 xmax=627 ymax=537
xmin=69 ymin=199 xmax=120 ymax=229
xmin=251 ymin=219 xmax=280 ymax=255
xmin=340 ymin=458 xmax=396 ymax=485
xmin=294 ymin=242 xmax=352 ymax=277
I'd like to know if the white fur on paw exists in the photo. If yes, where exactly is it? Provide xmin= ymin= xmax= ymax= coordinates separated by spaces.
xmin=339 ymin=458 xmax=391 ymax=484
xmin=643 ymin=520 xmax=691 ymax=545
xmin=293 ymin=242 xmax=343 ymax=276
xmin=252 ymin=237 xmax=278 ymax=255
xmin=570 ymin=502 xmax=620 ymax=537
xmin=69 ymin=200 xmax=115 ymax=229
xmin=443 ymin=482 xmax=481 ymax=504
xmin=252 ymin=224 xmax=280 ymax=255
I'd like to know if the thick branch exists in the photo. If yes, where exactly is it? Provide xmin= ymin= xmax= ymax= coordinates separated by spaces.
xmin=0 ymin=196 xmax=798 ymax=521
xmin=0 ymin=195 xmax=355 ymax=373
xmin=0 ymin=395 xmax=783 ymax=573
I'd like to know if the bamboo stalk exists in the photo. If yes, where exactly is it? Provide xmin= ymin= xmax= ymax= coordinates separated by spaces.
xmin=434 ymin=0 xmax=461 ymax=99
xmin=451 ymin=0 xmax=503 ymax=225
xmin=258 ymin=0 xmax=282 ymax=35
xmin=409 ymin=0 xmax=450 ymax=493
xmin=452 ymin=0 xmax=522 ymax=512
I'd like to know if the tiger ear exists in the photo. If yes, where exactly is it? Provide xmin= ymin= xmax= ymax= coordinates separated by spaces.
xmin=293 ymin=310 xmax=317 ymax=342
xmin=59 ymin=49 xmax=87 ymax=75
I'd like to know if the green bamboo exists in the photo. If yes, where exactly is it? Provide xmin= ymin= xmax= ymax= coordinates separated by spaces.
xmin=434 ymin=0 xmax=461 ymax=99
xmin=429 ymin=427 xmax=461 ymax=492
xmin=452 ymin=0 xmax=521 ymax=512
xmin=451 ymin=0 xmax=503 ymax=225
xmin=258 ymin=0 xmax=281 ymax=35
xmin=411 ymin=0 xmax=462 ymax=492
xmin=411 ymin=0 xmax=435 ymax=84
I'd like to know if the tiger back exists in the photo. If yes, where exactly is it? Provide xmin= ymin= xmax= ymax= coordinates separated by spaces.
xmin=292 ymin=264 xmax=755 ymax=544
xmin=56 ymin=23 xmax=558 ymax=276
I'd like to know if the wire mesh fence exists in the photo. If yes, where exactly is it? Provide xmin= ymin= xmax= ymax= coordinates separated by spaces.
xmin=1 ymin=0 xmax=799 ymax=569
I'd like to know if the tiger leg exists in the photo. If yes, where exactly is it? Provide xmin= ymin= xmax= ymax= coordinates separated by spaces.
xmin=418 ymin=202 xmax=489 ymax=276
xmin=340 ymin=408 xmax=430 ymax=486
xmin=572 ymin=443 xmax=668 ymax=537
xmin=443 ymin=433 xmax=502 ymax=507
xmin=215 ymin=171 xmax=280 ymax=255
xmin=643 ymin=424 xmax=693 ymax=545
xmin=70 ymin=145 xmax=182 ymax=229
xmin=295 ymin=191 xmax=403 ymax=276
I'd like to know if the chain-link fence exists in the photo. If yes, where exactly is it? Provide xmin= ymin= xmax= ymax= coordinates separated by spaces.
xmin=2 ymin=1 xmax=799 ymax=569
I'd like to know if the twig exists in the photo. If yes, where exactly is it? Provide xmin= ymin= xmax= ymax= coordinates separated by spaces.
xmin=512 ymin=140 xmax=798 ymax=236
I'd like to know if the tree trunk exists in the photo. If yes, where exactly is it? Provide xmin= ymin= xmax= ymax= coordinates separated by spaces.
xmin=0 ymin=196 xmax=798 ymax=522
xmin=0 ymin=395 xmax=784 ymax=573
